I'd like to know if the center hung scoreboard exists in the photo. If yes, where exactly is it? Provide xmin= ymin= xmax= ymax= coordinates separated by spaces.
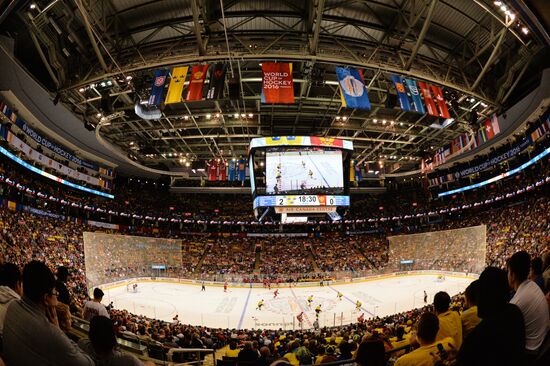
xmin=248 ymin=136 xmax=353 ymax=223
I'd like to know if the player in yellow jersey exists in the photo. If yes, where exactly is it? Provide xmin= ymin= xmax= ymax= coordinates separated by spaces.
xmin=307 ymin=295 xmax=313 ymax=307
xmin=256 ymin=299 xmax=264 ymax=311
xmin=337 ymin=292 xmax=343 ymax=301
xmin=355 ymin=300 xmax=362 ymax=311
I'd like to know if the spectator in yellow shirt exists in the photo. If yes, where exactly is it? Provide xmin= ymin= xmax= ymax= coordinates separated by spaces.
xmin=395 ymin=312 xmax=455 ymax=366
xmin=434 ymin=291 xmax=462 ymax=349
xmin=461 ymin=280 xmax=481 ymax=338
xmin=225 ymin=340 xmax=240 ymax=358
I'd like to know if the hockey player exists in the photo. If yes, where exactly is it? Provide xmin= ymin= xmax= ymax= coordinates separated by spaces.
xmin=307 ymin=295 xmax=313 ymax=307
xmin=273 ymin=289 xmax=279 ymax=298
xmin=296 ymin=312 xmax=304 ymax=327
xmin=224 ymin=281 xmax=228 ymax=292
xmin=315 ymin=304 xmax=322 ymax=317
xmin=337 ymin=292 xmax=343 ymax=301
xmin=355 ymin=300 xmax=362 ymax=311
xmin=256 ymin=299 xmax=264 ymax=311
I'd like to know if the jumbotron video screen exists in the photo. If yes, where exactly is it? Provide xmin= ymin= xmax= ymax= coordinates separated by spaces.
xmin=265 ymin=149 xmax=344 ymax=195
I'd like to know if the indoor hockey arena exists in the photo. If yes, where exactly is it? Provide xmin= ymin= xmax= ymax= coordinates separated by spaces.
xmin=0 ymin=1 xmax=549 ymax=366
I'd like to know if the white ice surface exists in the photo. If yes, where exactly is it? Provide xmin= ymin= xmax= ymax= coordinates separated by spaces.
xmin=102 ymin=274 xmax=473 ymax=330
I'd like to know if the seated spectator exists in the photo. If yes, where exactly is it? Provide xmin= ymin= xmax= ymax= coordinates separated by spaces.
xmin=257 ymin=346 xmax=275 ymax=366
xmin=283 ymin=341 xmax=301 ymax=366
xmin=225 ymin=339 xmax=240 ymax=358
xmin=394 ymin=312 xmax=455 ymax=366
xmin=507 ymin=251 xmax=550 ymax=354
xmin=543 ymin=252 xmax=550 ymax=293
xmin=530 ymin=257 xmax=545 ymax=292
xmin=55 ymin=266 xmax=72 ymax=332
xmin=433 ymin=291 xmax=462 ymax=349
xmin=355 ymin=337 xmax=385 ymax=366
xmin=237 ymin=341 xmax=259 ymax=362
xmin=78 ymin=315 xmax=154 ymax=366
xmin=0 ymin=263 xmax=22 ymax=335
xmin=461 ymin=280 xmax=481 ymax=338
xmin=456 ymin=267 xmax=525 ymax=366
xmin=82 ymin=287 xmax=110 ymax=322
xmin=320 ymin=344 xmax=337 ymax=364
xmin=3 ymin=260 xmax=94 ymax=365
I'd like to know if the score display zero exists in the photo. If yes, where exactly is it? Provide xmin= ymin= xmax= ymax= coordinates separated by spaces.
xmin=276 ymin=196 xmax=336 ymax=206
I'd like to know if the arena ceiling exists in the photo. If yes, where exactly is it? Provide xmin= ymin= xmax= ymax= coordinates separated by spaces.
xmin=2 ymin=0 xmax=548 ymax=175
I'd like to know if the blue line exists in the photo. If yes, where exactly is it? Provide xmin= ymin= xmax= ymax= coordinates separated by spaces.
xmin=327 ymin=286 xmax=375 ymax=317
xmin=237 ymin=282 xmax=253 ymax=329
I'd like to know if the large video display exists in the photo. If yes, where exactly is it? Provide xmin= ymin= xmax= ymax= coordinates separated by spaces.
xmin=265 ymin=149 xmax=344 ymax=194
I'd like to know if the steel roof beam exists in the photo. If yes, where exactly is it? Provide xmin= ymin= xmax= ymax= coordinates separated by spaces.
xmin=191 ymin=0 xmax=207 ymax=56
xmin=405 ymin=0 xmax=438 ymax=71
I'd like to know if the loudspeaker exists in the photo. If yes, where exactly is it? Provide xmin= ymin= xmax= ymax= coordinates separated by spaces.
xmin=469 ymin=110 xmax=478 ymax=125
xmin=101 ymin=95 xmax=113 ymax=114
xmin=228 ymin=78 xmax=241 ymax=100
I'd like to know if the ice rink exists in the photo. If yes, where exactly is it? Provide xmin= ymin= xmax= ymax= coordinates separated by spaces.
xmin=102 ymin=274 xmax=474 ymax=330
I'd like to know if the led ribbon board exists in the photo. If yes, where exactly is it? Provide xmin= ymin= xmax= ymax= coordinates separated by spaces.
xmin=438 ymin=147 xmax=550 ymax=198
xmin=0 ymin=146 xmax=114 ymax=199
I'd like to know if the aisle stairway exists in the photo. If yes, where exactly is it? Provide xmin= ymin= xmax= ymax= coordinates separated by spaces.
xmin=353 ymin=244 xmax=376 ymax=271
xmin=193 ymin=243 xmax=211 ymax=273
xmin=305 ymin=245 xmax=320 ymax=272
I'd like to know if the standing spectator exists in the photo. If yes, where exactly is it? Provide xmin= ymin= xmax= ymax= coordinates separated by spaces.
xmin=0 ymin=263 xmax=22 ymax=335
xmin=78 ymin=315 xmax=154 ymax=366
xmin=456 ymin=267 xmax=525 ymax=366
xmin=3 ymin=260 xmax=94 ymax=365
xmin=507 ymin=251 xmax=550 ymax=355
xmin=461 ymin=280 xmax=481 ymax=338
xmin=82 ymin=288 xmax=110 ymax=322
xmin=433 ymin=291 xmax=462 ymax=349
xmin=394 ymin=312 xmax=455 ymax=366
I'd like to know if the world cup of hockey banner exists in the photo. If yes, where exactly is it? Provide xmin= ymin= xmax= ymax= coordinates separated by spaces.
xmin=186 ymin=64 xmax=209 ymax=101
xmin=431 ymin=85 xmax=451 ymax=119
xmin=417 ymin=81 xmax=438 ymax=117
xmin=391 ymin=75 xmax=412 ymax=112
xmin=336 ymin=67 xmax=371 ymax=110
xmin=165 ymin=66 xmax=189 ymax=104
xmin=404 ymin=79 xmax=425 ymax=114
xmin=148 ymin=69 xmax=168 ymax=107
xmin=207 ymin=63 xmax=227 ymax=100
xmin=261 ymin=62 xmax=294 ymax=104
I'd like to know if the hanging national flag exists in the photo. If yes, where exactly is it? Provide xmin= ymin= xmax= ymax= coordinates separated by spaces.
xmin=431 ymin=85 xmax=451 ymax=119
xmin=237 ymin=159 xmax=247 ymax=182
xmin=148 ymin=69 xmax=168 ymax=107
xmin=336 ymin=67 xmax=371 ymax=110
xmin=478 ymin=126 xmax=488 ymax=144
xmin=228 ymin=160 xmax=237 ymax=181
xmin=208 ymin=159 xmax=218 ymax=181
xmin=391 ymin=75 xmax=412 ymax=112
xmin=186 ymin=65 xmax=209 ymax=101
xmin=417 ymin=81 xmax=438 ymax=117
xmin=207 ymin=63 xmax=227 ymax=100
xmin=354 ymin=162 xmax=363 ymax=182
xmin=490 ymin=114 xmax=501 ymax=136
xmin=261 ymin=62 xmax=294 ymax=104
xmin=218 ymin=160 xmax=227 ymax=181
xmin=483 ymin=119 xmax=496 ymax=140
xmin=349 ymin=160 xmax=355 ymax=182
xmin=404 ymin=79 xmax=425 ymax=114
xmin=165 ymin=66 xmax=189 ymax=104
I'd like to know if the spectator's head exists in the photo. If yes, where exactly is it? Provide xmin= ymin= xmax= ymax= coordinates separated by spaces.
xmin=354 ymin=338 xmax=385 ymax=366
xmin=89 ymin=316 xmax=117 ymax=355
xmin=507 ymin=251 xmax=530 ymax=290
xmin=259 ymin=346 xmax=270 ymax=358
xmin=395 ymin=326 xmax=405 ymax=340
xmin=229 ymin=340 xmax=237 ymax=350
xmin=464 ymin=280 xmax=480 ymax=308
xmin=56 ymin=266 xmax=70 ymax=282
xmin=477 ymin=267 xmax=509 ymax=319
xmin=0 ymin=263 xmax=22 ymax=296
xmin=433 ymin=291 xmax=451 ymax=314
xmin=416 ymin=312 xmax=439 ymax=346
xmin=93 ymin=288 xmax=104 ymax=301
xmin=22 ymin=260 xmax=57 ymax=306
xmin=542 ymin=252 xmax=550 ymax=272
xmin=530 ymin=257 xmax=543 ymax=278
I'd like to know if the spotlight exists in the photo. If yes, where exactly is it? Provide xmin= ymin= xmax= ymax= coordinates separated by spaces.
xmin=494 ymin=1 xmax=502 ymax=6
xmin=126 ymin=75 xmax=133 ymax=81
xmin=78 ymin=87 xmax=85 ymax=93
xmin=234 ymin=113 xmax=239 ymax=118
xmin=241 ymin=113 xmax=246 ymax=118
xmin=215 ymin=113 xmax=220 ymax=118
xmin=96 ymin=113 xmax=102 ymax=118
xmin=373 ymin=119 xmax=378 ymax=123
xmin=342 ymin=116 xmax=348 ymax=121
xmin=183 ymin=115 xmax=189 ymax=120
xmin=30 ymin=3 xmax=36 ymax=9
xmin=335 ymin=116 xmax=341 ymax=121
xmin=248 ymin=113 xmax=253 ymax=118
xmin=521 ymin=27 xmax=529 ymax=35
xmin=206 ymin=113 xmax=212 ymax=119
